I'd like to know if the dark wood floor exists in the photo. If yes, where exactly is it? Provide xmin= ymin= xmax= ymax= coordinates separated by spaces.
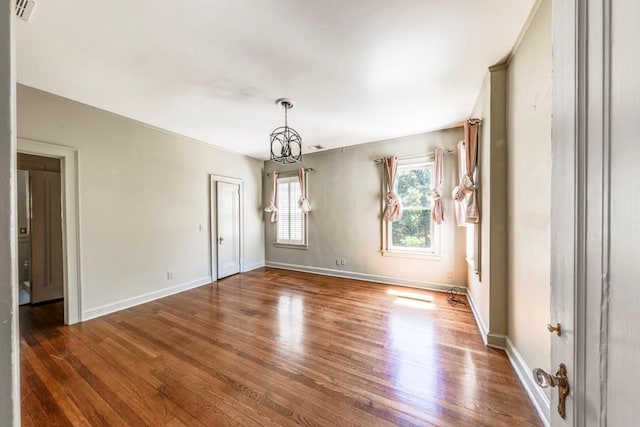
xmin=20 ymin=268 xmax=541 ymax=426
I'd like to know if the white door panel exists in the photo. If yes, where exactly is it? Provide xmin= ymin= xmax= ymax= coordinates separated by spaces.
xmin=216 ymin=181 xmax=240 ymax=279
xmin=606 ymin=1 xmax=640 ymax=422
xmin=30 ymin=170 xmax=64 ymax=303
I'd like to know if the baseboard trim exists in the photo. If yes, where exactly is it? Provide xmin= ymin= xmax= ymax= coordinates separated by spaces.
xmin=265 ymin=261 xmax=464 ymax=293
xmin=505 ymin=337 xmax=551 ymax=427
xmin=243 ymin=261 xmax=265 ymax=272
xmin=466 ymin=292 xmax=549 ymax=426
xmin=466 ymin=290 xmax=489 ymax=346
xmin=82 ymin=276 xmax=213 ymax=321
xmin=487 ymin=333 xmax=507 ymax=350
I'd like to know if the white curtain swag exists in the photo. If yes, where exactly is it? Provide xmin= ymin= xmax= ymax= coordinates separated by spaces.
xmin=264 ymin=171 xmax=279 ymax=222
xmin=297 ymin=167 xmax=311 ymax=213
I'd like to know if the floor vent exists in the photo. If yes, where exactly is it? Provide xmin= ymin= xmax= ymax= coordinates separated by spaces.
xmin=15 ymin=0 xmax=36 ymax=22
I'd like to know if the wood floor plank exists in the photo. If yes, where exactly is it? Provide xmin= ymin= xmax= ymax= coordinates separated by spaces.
xmin=20 ymin=267 xmax=542 ymax=426
xmin=21 ymin=345 xmax=92 ymax=426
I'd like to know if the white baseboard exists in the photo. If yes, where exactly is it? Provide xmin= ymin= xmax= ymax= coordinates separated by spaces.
xmin=487 ymin=333 xmax=507 ymax=349
xmin=465 ymin=290 xmax=507 ymax=349
xmin=465 ymin=290 xmax=549 ymax=426
xmin=466 ymin=289 xmax=490 ymax=346
xmin=265 ymin=261 xmax=465 ymax=293
xmin=505 ymin=337 xmax=551 ymax=427
xmin=243 ymin=261 xmax=265 ymax=272
xmin=82 ymin=276 xmax=213 ymax=321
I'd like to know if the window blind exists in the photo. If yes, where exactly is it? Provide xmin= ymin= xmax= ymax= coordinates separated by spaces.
xmin=277 ymin=176 xmax=304 ymax=244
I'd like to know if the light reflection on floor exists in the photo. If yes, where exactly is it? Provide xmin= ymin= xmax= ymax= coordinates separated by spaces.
xmin=387 ymin=297 xmax=439 ymax=404
xmin=277 ymin=294 xmax=305 ymax=354
xmin=393 ymin=297 xmax=436 ymax=310
xmin=462 ymin=349 xmax=478 ymax=405
xmin=388 ymin=289 xmax=437 ymax=310
xmin=387 ymin=289 xmax=434 ymax=302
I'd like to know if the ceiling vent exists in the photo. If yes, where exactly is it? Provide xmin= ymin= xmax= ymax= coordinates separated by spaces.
xmin=15 ymin=0 xmax=36 ymax=22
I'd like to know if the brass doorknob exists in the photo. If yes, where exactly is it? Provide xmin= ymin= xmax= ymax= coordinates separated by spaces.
xmin=533 ymin=364 xmax=570 ymax=419
xmin=547 ymin=323 xmax=561 ymax=336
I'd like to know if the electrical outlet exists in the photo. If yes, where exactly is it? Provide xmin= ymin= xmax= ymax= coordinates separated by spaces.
xmin=447 ymin=271 xmax=453 ymax=279
xmin=167 ymin=271 xmax=174 ymax=280
xmin=198 ymin=224 xmax=204 ymax=232
xmin=341 ymin=258 xmax=346 ymax=265
xmin=336 ymin=258 xmax=341 ymax=266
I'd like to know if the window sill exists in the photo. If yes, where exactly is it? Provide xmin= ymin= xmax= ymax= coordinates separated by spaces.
xmin=380 ymin=250 xmax=442 ymax=261
xmin=273 ymin=243 xmax=309 ymax=250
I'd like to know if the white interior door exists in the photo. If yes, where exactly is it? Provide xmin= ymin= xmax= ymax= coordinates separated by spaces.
xmin=549 ymin=1 xmax=640 ymax=425
xmin=602 ymin=1 xmax=639 ymax=423
xmin=30 ymin=170 xmax=64 ymax=303
xmin=216 ymin=181 xmax=240 ymax=279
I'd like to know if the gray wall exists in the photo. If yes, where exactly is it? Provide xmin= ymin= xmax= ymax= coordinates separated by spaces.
xmin=0 ymin=1 xmax=19 ymax=424
xmin=17 ymin=85 xmax=265 ymax=319
xmin=264 ymin=128 xmax=468 ymax=289
xmin=507 ymin=0 xmax=551 ymax=388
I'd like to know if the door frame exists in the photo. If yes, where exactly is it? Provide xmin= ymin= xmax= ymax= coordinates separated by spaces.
xmin=209 ymin=174 xmax=244 ymax=280
xmin=17 ymin=138 xmax=82 ymax=325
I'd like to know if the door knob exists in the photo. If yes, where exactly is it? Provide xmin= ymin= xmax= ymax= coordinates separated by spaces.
xmin=218 ymin=237 xmax=224 ymax=244
xmin=547 ymin=323 xmax=562 ymax=336
xmin=533 ymin=363 xmax=570 ymax=419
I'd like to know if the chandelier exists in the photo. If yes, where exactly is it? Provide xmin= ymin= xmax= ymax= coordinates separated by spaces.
xmin=270 ymin=98 xmax=302 ymax=164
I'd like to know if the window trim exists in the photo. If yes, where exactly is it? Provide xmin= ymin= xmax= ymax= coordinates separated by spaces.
xmin=273 ymin=173 xmax=308 ymax=248
xmin=465 ymin=223 xmax=476 ymax=267
xmin=381 ymin=157 xmax=441 ymax=258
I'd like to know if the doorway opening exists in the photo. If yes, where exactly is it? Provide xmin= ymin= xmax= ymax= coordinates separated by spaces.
xmin=17 ymin=138 xmax=82 ymax=325
xmin=17 ymin=153 xmax=64 ymax=326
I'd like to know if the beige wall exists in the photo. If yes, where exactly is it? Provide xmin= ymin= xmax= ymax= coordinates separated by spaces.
xmin=467 ymin=65 xmax=509 ymax=346
xmin=16 ymin=85 xmax=265 ymax=318
xmin=264 ymin=128 xmax=468 ymax=290
xmin=507 ymin=0 xmax=551 ymax=383
xmin=467 ymin=0 xmax=552 ymax=415
xmin=467 ymin=72 xmax=491 ymax=333
xmin=488 ymin=66 xmax=509 ymax=340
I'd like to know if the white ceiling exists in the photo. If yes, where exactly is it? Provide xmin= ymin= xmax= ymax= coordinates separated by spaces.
xmin=16 ymin=1 xmax=536 ymax=159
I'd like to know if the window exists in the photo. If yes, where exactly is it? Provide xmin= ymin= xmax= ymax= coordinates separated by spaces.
xmin=383 ymin=159 xmax=439 ymax=256
xmin=466 ymin=224 xmax=475 ymax=262
xmin=276 ymin=175 xmax=307 ymax=246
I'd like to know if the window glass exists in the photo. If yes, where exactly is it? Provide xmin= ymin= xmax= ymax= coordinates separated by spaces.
xmin=389 ymin=162 xmax=434 ymax=251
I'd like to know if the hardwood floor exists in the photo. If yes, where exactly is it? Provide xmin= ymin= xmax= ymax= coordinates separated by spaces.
xmin=20 ymin=268 xmax=541 ymax=426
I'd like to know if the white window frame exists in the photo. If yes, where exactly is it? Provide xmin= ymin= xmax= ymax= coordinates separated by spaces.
xmin=274 ymin=174 xmax=308 ymax=249
xmin=381 ymin=158 xmax=441 ymax=259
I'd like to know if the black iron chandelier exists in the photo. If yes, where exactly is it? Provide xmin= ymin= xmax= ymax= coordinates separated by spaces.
xmin=270 ymin=98 xmax=302 ymax=164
